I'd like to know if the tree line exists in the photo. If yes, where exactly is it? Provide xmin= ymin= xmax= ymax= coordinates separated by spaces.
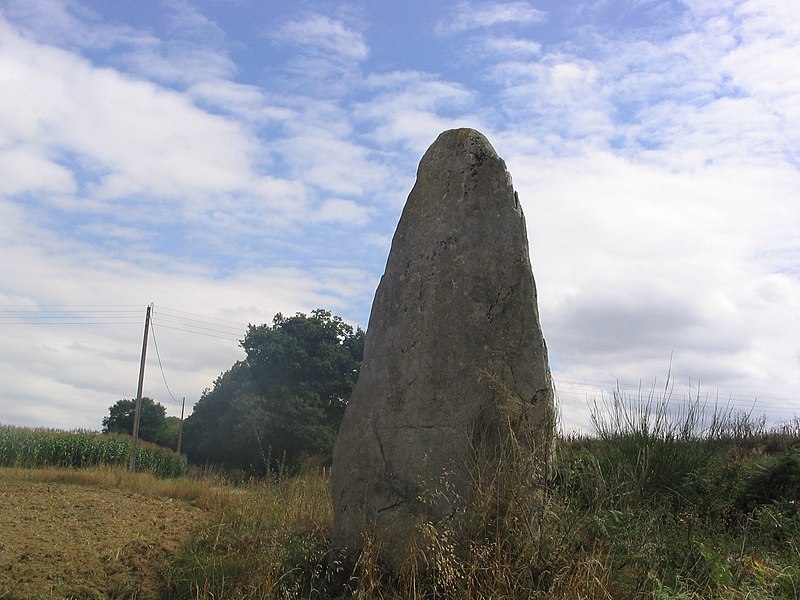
xmin=103 ymin=309 xmax=364 ymax=472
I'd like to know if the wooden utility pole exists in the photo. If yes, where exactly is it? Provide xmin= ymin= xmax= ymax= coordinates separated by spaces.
xmin=129 ymin=304 xmax=152 ymax=472
xmin=176 ymin=396 xmax=185 ymax=454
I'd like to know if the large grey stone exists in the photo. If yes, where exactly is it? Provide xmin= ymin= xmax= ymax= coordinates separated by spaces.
xmin=331 ymin=128 xmax=554 ymax=567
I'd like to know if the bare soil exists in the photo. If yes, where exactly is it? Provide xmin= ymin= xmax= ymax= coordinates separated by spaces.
xmin=0 ymin=479 xmax=205 ymax=600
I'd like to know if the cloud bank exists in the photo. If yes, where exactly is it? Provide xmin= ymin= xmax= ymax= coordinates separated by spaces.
xmin=0 ymin=0 xmax=797 ymax=433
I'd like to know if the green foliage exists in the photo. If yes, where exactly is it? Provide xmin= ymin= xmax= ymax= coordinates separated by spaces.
xmin=161 ymin=408 xmax=800 ymax=600
xmin=554 ymin=392 xmax=800 ymax=600
xmin=102 ymin=397 xmax=178 ymax=449
xmin=737 ymin=446 xmax=800 ymax=510
xmin=0 ymin=425 xmax=187 ymax=477
xmin=181 ymin=361 xmax=257 ymax=469
xmin=164 ymin=470 xmax=332 ymax=599
xmin=586 ymin=380 xmax=736 ymax=511
xmin=183 ymin=309 xmax=364 ymax=472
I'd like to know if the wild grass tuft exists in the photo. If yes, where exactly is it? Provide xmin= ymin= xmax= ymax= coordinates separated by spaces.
xmin=155 ymin=374 xmax=800 ymax=599
xmin=164 ymin=467 xmax=333 ymax=599
xmin=36 ymin=374 xmax=774 ymax=599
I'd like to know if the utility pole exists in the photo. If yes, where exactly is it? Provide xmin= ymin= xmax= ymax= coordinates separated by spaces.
xmin=176 ymin=396 xmax=185 ymax=454
xmin=129 ymin=304 xmax=152 ymax=472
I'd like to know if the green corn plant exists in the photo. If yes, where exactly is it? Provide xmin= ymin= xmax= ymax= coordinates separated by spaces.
xmin=0 ymin=425 xmax=187 ymax=477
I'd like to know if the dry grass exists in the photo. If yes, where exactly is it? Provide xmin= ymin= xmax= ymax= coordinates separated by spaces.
xmin=4 ymin=397 xmax=797 ymax=599
xmin=0 ymin=464 xmax=232 ymax=512
xmin=165 ymin=468 xmax=334 ymax=599
xmin=0 ymin=466 xmax=210 ymax=600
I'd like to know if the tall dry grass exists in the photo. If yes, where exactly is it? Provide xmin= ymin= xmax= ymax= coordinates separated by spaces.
xmin=8 ymin=379 xmax=795 ymax=598
xmin=163 ymin=378 xmax=799 ymax=599
xmin=165 ymin=468 xmax=334 ymax=599
xmin=0 ymin=464 xmax=230 ymax=510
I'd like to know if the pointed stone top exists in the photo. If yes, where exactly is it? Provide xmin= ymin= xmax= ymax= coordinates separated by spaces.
xmin=434 ymin=127 xmax=496 ymax=150
xmin=419 ymin=128 xmax=499 ymax=170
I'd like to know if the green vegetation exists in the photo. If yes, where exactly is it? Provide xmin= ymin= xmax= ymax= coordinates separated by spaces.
xmin=161 ymin=394 xmax=799 ymax=599
xmin=103 ymin=396 xmax=181 ymax=450
xmin=6 ymin=336 xmax=798 ymax=599
xmin=165 ymin=468 xmax=333 ymax=599
xmin=0 ymin=425 xmax=187 ymax=477
xmin=3 ymin=399 xmax=798 ymax=599
xmin=182 ymin=309 xmax=364 ymax=473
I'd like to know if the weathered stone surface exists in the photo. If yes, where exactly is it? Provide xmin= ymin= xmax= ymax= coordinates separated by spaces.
xmin=331 ymin=128 xmax=554 ymax=566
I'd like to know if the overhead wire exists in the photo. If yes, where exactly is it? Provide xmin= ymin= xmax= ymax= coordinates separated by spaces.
xmin=551 ymin=378 xmax=795 ymax=417
xmin=150 ymin=322 xmax=242 ymax=341
xmin=148 ymin=316 xmax=180 ymax=405
xmin=0 ymin=305 xmax=143 ymax=325
xmin=149 ymin=304 xmax=243 ymax=341
xmin=0 ymin=304 xmax=795 ymax=418
xmin=155 ymin=305 xmax=246 ymax=327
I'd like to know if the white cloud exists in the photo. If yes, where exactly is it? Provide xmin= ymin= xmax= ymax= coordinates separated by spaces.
xmin=314 ymin=199 xmax=372 ymax=227
xmin=162 ymin=0 xmax=224 ymax=40
xmin=118 ymin=42 xmax=236 ymax=86
xmin=187 ymin=79 xmax=294 ymax=123
xmin=436 ymin=1 xmax=546 ymax=35
xmin=508 ymin=145 xmax=800 ymax=428
xmin=358 ymin=71 xmax=479 ymax=154
xmin=272 ymin=13 xmax=368 ymax=63
xmin=481 ymin=35 xmax=541 ymax=57
xmin=0 ymin=149 xmax=76 ymax=195
xmin=487 ymin=57 xmax=614 ymax=146
xmin=0 ymin=15 xmax=312 ymax=229
xmin=5 ymin=0 xmax=237 ymax=87
xmin=2 ymin=0 xmax=153 ymax=51
xmin=1 ymin=0 xmax=799 ymax=434
xmin=0 ymin=217 xmax=373 ymax=428
xmin=278 ymin=121 xmax=392 ymax=198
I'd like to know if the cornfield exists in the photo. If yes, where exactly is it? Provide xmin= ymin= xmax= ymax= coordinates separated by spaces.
xmin=0 ymin=425 xmax=187 ymax=477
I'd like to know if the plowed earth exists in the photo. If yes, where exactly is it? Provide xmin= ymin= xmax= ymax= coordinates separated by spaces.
xmin=0 ymin=480 xmax=205 ymax=600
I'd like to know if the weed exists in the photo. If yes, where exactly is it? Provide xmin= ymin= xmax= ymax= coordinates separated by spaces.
xmin=155 ymin=371 xmax=800 ymax=599
xmin=13 ymin=375 xmax=782 ymax=600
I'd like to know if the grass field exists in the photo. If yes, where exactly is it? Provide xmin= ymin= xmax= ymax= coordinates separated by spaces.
xmin=2 ymin=402 xmax=799 ymax=599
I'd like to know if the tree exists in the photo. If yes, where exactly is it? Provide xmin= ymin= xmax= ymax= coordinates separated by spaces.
xmin=181 ymin=361 xmax=261 ymax=469
xmin=182 ymin=309 xmax=364 ymax=472
xmin=102 ymin=397 xmax=173 ymax=447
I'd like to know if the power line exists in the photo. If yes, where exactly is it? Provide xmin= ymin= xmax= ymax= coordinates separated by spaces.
xmin=151 ymin=315 xmax=242 ymax=337
xmin=148 ymin=304 xmax=245 ymax=341
xmin=0 ymin=319 xmax=141 ymax=325
xmin=0 ymin=305 xmax=143 ymax=325
xmin=150 ymin=322 xmax=241 ymax=341
xmin=0 ymin=304 xmax=141 ymax=308
xmin=552 ymin=379 xmax=797 ymax=416
xmin=552 ymin=370 xmax=800 ymax=402
xmin=0 ymin=303 xmax=795 ymax=418
xmin=155 ymin=305 xmax=246 ymax=327
xmin=552 ymin=378 xmax=798 ymax=409
xmin=149 ymin=318 xmax=180 ymax=405
xmin=0 ymin=304 xmax=245 ymax=338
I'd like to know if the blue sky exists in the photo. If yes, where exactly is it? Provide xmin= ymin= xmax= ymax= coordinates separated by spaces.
xmin=1 ymin=0 xmax=798 ymax=432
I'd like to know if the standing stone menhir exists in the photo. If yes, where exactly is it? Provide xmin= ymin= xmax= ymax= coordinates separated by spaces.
xmin=331 ymin=128 xmax=555 ymax=568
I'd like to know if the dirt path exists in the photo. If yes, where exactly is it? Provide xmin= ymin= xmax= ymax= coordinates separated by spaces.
xmin=0 ymin=480 xmax=206 ymax=599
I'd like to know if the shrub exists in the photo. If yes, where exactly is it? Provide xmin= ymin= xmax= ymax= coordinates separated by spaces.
xmin=738 ymin=447 xmax=800 ymax=511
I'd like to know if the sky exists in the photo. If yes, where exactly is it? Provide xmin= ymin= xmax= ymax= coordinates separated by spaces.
xmin=1 ymin=0 xmax=798 ymax=434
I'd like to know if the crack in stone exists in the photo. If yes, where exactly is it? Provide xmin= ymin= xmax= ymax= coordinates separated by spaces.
xmin=397 ymin=424 xmax=458 ymax=431
xmin=373 ymin=422 xmax=410 ymax=514
xmin=373 ymin=422 xmax=390 ymax=477
xmin=377 ymin=500 xmax=407 ymax=514
xmin=486 ymin=285 xmax=514 ymax=320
